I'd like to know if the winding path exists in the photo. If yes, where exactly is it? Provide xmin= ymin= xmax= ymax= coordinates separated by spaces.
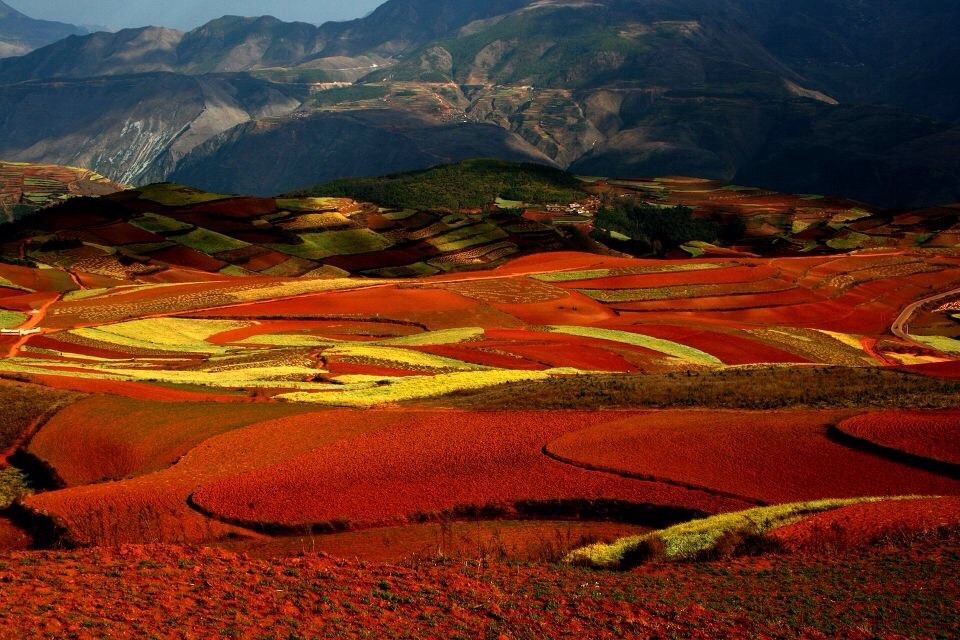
xmin=891 ymin=286 xmax=960 ymax=347
xmin=5 ymin=293 xmax=61 ymax=358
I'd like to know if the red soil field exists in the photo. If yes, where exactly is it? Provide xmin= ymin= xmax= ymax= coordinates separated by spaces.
xmin=478 ymin=328 xmax=673 ymax=370
xmin=237 ymin=250 xmax=291 ymax=272
xmin=0 ymin=263 xmax=74 ymax=292
xmin=27 ymin=335 xmax=162 ymax=360
xmin=206 ymin=320 xmax=316 ymax=344
xmin=0 ymin=287 xmax=24 ymax=299
xmin=901 ymin=360 xmax=960 ymax=379
xmin=615 ymin=275 xmax=944 ymax=334
xmin=1 ymin=293 xmax=56 ymax=315
xmin=24 ymin=410 xmax=405 ymax=545
xmin=18 ymin=208 xmax=112 ymax=230
xmin=191 ymin=411 xmax=748 ymax=532
xmin=609 ymin=287 xmax=821 ymax=313
xmin=323 ymin=246 xmax=439 ymax=272
xmin=0 ymin=519 xmax=29 ymax=551
xmin=221 ymin=520 xmax=652 ymax=563
xmin=416 ymin=343 xmax=550 ymax=371
xmin=136 ymin=267 xmax=235 ymax=284
xmin=497 ymin=342 xmax=642 ymax=372
xmin=454 ymin=251 xmax=646 ymax=278
xmin=544 ymin=410 xmax=960 ymax=504
xmin=27 ymin=375 xmax=253 ymax=403
xmin=176 ymin=197 xmax=279 ymax=219
xmin=836 ymin=410 xmax=960 ymax=465
xmin=492 ymin=290 xmax=617 ymax=325
xmin=557 ymin=264 xmax=778 ymax=289
xmin=629 ymin=324 xmax=812 ymax=365
xmin=2 ymin=538 xmax=959 ymax=640
xmin=325 ymin=359 xmax=424 ymax=377
xmin=770 ymin=497 xmax=960 ymax=552
xmin=81 ymin=222 xmax=164 ymax=245
xmin=207 ymin=319 xmax=422 ymax=345
xmin=28 ymin=396 xmax=315 ymax=486
xmin=73 ymin=271 xmax=129 ymax=289
xmin=146 ymin=245 xmax=228 ymax=272
xmin=191 ymin=286 xmax=522 ymax=330
xmin=0 ymin=546 xmax=848 ymax=640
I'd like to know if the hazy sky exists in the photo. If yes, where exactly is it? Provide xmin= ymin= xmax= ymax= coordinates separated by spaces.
xmin=6 ymin=0 xmax=385 ymax=31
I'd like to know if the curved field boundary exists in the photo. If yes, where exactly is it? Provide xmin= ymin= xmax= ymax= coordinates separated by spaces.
xmin=828 ymin=423 xmax=960 ymax=480
xmin=541 ymin=446 xmax=766 ymax=507
xmin=541 ymin=410 xmax=960 ymax=503
xmin=0 ymin=392 xmax=80 ymax=465
xmin=187 ymin=495 xmax=706 ymax=537
xmin=188 ymin=411 xmax=750 ymax=535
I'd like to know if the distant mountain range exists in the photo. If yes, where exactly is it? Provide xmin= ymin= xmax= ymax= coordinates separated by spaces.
xmin=0 ymin=0 xmax=959 ymax=208
xmin=0 ymin=0 xmax=86 ymax=58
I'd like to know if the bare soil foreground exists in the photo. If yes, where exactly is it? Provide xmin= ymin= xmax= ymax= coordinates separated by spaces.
xmin=0 ymin=533 xmax=957 ymax=639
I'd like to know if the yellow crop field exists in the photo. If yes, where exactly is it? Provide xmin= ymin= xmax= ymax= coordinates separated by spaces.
xmin=70 ymin=318 xmax=250 ymax=354
xmin=547 ymin=326 xmax=722 ymax=366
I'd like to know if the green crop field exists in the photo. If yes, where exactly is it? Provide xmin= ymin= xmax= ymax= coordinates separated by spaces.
xmin=0 ymin=310 xmax=27 ymax=329
xmin=275 ymin=230 xmax=393 ymax=260
xmin=136 ymin=184 xmax=233 ymax=207
xmin=174 ymin=228 xmax=251 ymax=254
xmin=531 ymin=263 xmax=724 ymax=282
xmin=130 ymin=213 xmax=194 ymax=234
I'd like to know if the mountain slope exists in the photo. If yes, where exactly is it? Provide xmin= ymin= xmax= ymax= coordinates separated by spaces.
xmin=736 ymin=0 xmax=960 ymax=121
xmin=0 ymin=0 xmax=86 ymax=59
xmin=0 ymin=0 xmax=959 ymax=207
xmin=0 ymin=73 xmax=304 ymax=185
xmin=169 ymin=109 xmax=555 ymax=196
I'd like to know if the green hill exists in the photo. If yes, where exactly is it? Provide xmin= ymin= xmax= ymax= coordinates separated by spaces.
xmin=291 ymin=159 xmax=587 ymax=211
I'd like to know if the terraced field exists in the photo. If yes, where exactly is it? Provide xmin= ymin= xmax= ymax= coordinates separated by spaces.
xmin=0 ymin=219 xmax=956 ymax=588
xmin=0 ymin=162 xmax=126 ymax=223
xmin=600 ymin=177 xmax=960 ymax=255
xmin=0 ymin=250 xmax=957 ymax=406
xmin=3 ymin=181 xmax=577 ymax=281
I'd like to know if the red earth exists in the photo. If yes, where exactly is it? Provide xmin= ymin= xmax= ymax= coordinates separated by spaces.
xmin=190 ymin=411 xmax=747 ymax=532
xmin=543 ymin=410 xmax=960 ymax=504
xmin=0 ymin=535 xmax=958 ymax=639
xmin=770 ymin=496 xmax=960 ymax=552
xmin=836 ymin=410 xmax=960 ymax=465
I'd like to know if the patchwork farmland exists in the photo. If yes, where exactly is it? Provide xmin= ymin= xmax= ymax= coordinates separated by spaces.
xmin=0 ymin=163 xmax=958 ymax=638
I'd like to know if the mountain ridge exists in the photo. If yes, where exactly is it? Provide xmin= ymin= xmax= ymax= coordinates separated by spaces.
xmin=0 ymin=0 xmax=959 ymax=208
xmin=0 ymin=0 xmax=87 ymax=59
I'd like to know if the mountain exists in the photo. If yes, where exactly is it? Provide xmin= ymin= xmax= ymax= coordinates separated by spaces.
xmin=0 ymin=0 xmax=959 ymax=207
xmin=0 ymin=0 xmax=86 ymax=59
xmin=0 ymin=2 xmax=533 ymax=82
xmin=0 ymin=73 xmax=305 ymax=185
xmin=168 ymin=109 xmax=554 ymax=196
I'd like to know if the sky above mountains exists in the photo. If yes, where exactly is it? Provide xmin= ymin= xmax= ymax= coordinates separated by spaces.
xmin=5 ymin=0 xmax=384 ymax=31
